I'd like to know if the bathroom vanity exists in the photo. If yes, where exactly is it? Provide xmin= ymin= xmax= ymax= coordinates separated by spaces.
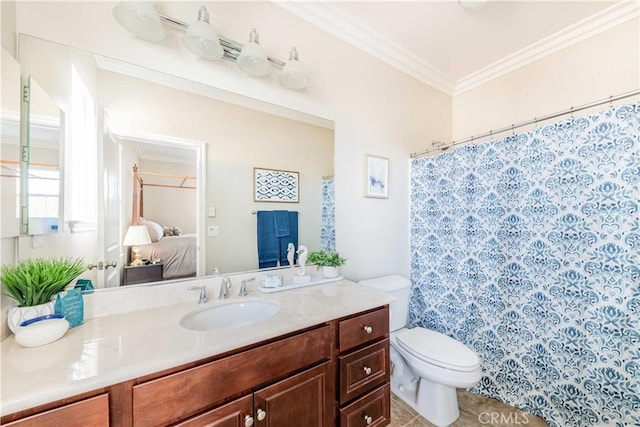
xmin=0 ymin=279 xmax=392 ymax=427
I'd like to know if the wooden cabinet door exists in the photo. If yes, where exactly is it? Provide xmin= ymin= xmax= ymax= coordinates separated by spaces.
xmin=174 ymin=395 xmax=253 ymax=427
xmin=254 ymin=362 xmax=331 ymax=427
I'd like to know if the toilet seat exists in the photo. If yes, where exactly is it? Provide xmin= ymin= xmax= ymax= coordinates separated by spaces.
xmin=396 ymin=328 xmax=480 ymax=372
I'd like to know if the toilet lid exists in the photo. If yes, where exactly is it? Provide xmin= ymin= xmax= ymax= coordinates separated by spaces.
xmin=396 ymin=328 xmax=480 ymax=372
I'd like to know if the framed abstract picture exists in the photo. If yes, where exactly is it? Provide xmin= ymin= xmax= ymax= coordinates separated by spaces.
xmin=364 ymin=154 xmax=389 ymax=198
xmin=254 ymin=167 xmax=299 ymax=202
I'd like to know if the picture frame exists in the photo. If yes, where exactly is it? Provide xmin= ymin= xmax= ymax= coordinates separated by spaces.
xmin=254 ymin=167 xmax=299 ymax=203
xmin=364 ymin=154 xmax=389 ymax=198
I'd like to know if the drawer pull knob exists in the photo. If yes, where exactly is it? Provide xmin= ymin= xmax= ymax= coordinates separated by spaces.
xmin=364 ymin=414 xmax=373 ymax=425
xmin=244 ymin=415 xmax=254 ymax=427
xmin=363 ymin=325 xmax=373 ymax=334
xmin=363 ymin=366 xmax=372 ymax=375
xmin=257 ymin=409 xmax=267 ymax=421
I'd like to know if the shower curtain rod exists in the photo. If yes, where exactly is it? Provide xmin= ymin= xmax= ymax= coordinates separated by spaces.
xmin=410 ymin=89 xmax=640 ymax=159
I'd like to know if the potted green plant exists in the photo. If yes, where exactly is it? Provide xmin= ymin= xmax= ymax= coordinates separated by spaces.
xmin=1 ymin=257 xmax=86 ymax=333
xmin=307 ymin=250 xmax=346 ymax=279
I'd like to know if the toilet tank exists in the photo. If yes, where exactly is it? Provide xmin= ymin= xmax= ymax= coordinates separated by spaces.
xmin=357 ymin=275 xmax=411 ymax=332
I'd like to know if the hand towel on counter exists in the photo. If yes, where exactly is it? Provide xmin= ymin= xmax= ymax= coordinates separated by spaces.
xmin=257 ymin=211 xmax=279 ymax=268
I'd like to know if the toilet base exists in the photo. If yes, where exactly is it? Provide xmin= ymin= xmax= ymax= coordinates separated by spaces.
xmin=416 ymin=377 xmax=459 ymax=427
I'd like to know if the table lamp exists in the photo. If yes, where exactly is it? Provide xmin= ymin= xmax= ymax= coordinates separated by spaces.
xmin=123 ymin=225 xmax=152 ymax=266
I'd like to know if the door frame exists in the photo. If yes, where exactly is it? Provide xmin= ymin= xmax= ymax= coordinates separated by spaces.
xmin=110 ymin=130 xmax=206 ymax=278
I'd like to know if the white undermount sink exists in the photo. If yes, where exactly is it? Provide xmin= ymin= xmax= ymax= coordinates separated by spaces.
xmin=180 ymin=300 xmax=280 ymax=331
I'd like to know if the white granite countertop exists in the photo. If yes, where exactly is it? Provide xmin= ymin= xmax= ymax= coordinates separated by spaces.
xmin=0 ymin=279 xmax=393 ymax=416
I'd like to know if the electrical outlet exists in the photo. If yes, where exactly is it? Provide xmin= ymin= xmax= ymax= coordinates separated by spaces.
xmin=32 ymin=235 xmax=45 ymax=248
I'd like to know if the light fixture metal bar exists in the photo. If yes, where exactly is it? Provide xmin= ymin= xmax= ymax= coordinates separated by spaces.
xmin=158 ymin=13 xmax=285 ymax=68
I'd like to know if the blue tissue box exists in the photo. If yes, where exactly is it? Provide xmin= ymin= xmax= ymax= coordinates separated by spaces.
xmin=54 ymin=288 xmax=84 ymax=328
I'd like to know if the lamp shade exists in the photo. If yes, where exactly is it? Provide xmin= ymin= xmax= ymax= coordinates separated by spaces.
xmin=183 ymin=6 xmax=224 ymax=60
xmin=123 ymin=225 xmax=152 ymax=246
xmin=279 ymin=47 xmax=308 ymax=90
xmin=112 ymin=1 xmax=166 ymax=41
xmin=236 ymin=28 xmax=271 ymax=77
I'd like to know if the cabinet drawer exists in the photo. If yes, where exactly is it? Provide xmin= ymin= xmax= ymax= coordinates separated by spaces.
xmin=339 ymin=384 xmax=390 ymax=427
xmin=339 ymin=307 xmax=389 ymax=352
xmin=3 ymin=394 xmax=109 ymax=427
xmin=340 ymin=339 xmax=390 ymax=404
xmin=174 ymin=394 xmax=253 ymax=427
xmin=133 ymin=325 xmax=331 ymax=426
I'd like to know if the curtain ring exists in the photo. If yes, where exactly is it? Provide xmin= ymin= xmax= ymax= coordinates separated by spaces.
xmin=609 ymin=95 xmax=614 ymax=109
xmin=570 ymin=107 xmax=574 ymax=118
xmin=511 ymin=124 xmax=515 ymax=135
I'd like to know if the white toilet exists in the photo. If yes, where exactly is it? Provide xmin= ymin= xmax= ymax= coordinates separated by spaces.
xmin=358 ymin=275 xmax=482 ymax=427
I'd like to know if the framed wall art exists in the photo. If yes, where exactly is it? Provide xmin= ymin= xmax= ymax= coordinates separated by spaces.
xmin=364 ymin=154 xmax=389 ymax=199
xmin=254 ymin=167 xmax=299 ymax=202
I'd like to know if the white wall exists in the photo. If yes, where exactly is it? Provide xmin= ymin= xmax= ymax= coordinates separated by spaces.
xmin=452 ymin=19 xmax=639 ymax=141
xmin=14 ymin=1 xmax=451 ymax=281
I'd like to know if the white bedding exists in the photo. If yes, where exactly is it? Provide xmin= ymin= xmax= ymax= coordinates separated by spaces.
xmin=139 ymin=234 xmax=197 ymax=279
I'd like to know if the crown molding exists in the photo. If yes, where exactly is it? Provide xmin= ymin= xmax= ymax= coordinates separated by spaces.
xmin=275 ymin=1 xmax=457 ymax=95
xmin=275 ymin=1 xmax=638 ymax=97
xmin=454 ymin=1 xmax=640 ymax=95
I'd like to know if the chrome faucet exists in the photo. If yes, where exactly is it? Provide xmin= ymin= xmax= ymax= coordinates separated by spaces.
xmin=219 ymin=277 xmax=232 ymax=299
xmin=188 ymin=285 xmax=208 ymax=304
xmin=239 ymin=277 xmax=255 ymax=296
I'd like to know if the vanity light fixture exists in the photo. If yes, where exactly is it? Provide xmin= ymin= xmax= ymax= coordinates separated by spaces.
xmin=123 ymin=225 xmax=152 ymax=266
xmin=236 ymin=28 xmax=271 ymax=77
xmin=112 ymin=1 xmax=166 ymax=41
xmin=279 ymin=47 xmax=308 ymax=90
xmin=183 ymin=5 xmax=224 ymax=60
xmin=112 ymin=1 xmax=308 ymax=90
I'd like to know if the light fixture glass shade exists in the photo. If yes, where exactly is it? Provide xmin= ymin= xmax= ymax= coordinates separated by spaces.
xmin=279 ymin=47 xmax=308 ymax=90
xmin=123 ymin=225 xmax=152 ymax=266
xmin=112 ymin=1 xmax=166 ymax=41
xmin=236 ymin=28 xmax=271 ymax=77
xmin=183 ymin=6 xmax=223 ymax=60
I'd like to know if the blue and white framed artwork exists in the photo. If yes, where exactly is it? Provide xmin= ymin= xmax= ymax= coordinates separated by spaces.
xmin=254 ymin=167 xmax=299 ymax=203
xmin=364 ymin=154 xmax=388 ymax=198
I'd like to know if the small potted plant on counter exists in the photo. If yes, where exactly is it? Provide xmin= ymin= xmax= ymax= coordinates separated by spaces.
xmin=1 ymin=257 xmax=87 ymax=333
xmin=307 ymin=250 xmax=346 ymax=279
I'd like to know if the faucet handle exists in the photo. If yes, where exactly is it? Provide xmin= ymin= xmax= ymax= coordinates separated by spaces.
xmin=188 ymin=285 xmax=208 ymax=304
xmin=239 ymin=277 xmax=255 ymax=296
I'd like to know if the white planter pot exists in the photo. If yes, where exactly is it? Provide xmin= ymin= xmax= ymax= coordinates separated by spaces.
xmin=322 ymin=266 xmax=340 ymax=279
xmin=7 ymin=301 xmax=55 ymax=334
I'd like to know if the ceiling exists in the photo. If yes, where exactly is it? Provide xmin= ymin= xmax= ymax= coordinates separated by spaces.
xmin=277 ymin=0 xmax=638 ymax=95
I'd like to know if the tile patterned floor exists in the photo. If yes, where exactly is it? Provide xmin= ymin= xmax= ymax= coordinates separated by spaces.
xmin=390 ymin=390 xmax=549 ymax=427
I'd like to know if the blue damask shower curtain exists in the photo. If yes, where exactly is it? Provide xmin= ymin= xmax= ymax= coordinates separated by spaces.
xmin=321 ymin=178 xmax=336 ymax=251
xmin=409 ymin=103 xmax=639 ymax=426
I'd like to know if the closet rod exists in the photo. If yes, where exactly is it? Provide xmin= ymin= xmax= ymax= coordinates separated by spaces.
xmin=410 ymin=89 xmax=640 ymax=159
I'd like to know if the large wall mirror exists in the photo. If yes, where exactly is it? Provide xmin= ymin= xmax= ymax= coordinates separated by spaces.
xmin=15 ymin=34 xmax=335 ymax=287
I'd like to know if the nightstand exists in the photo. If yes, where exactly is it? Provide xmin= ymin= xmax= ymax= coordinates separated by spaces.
xmin=123 ymin=262 xmax=164 ymax=286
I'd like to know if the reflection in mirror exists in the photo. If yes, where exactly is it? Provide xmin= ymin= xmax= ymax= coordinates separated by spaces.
xmin=17 ymin=34 xmax=335 ymax=287
xmin=24 ymin=76 xmax=63 ymax=235
xmin=1 ymin=48 xmax=22 ymax=238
